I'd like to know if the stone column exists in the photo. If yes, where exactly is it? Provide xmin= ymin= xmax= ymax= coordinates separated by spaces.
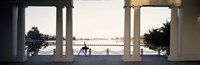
xmin=132 ymin=6 xmax=142 ymax=62
xmin=65 ymin=6 xmax=73 ymax=62
xmin=16 ymin=5 xmax=27 ymax=62
xmin=168 ymin=6 xmax=179 ymax=61
xmin=123 ymin=0 xmax=131 ymax=61
xmin=55 ymin=6 xmax=64 ymax=62
xmin=13 ymin=5 xmax=18 ymax=58
xmin=177 ymin=7 xmax=183 ymax=57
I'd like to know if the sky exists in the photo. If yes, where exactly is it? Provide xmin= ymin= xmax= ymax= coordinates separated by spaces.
xmin=25 ymin=0 xmax=170 ymax=38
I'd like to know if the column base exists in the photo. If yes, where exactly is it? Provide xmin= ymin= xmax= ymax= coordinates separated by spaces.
xmin=14 ymin=56 xmax=27 ymax=62
xmin=54 ymin=58 xmax=68 ymax=62
xmin=123 ymin=55 xmax=131 ymax=61
xmin=168 ymin=55 xmax=180 ymax=61
xmin=0 ymin=56 xmax=27 ymax=62
xmin=123 ymin=55 xmax=142 ymax=62
xmin=64 ymin=55 xmax=73 ymax=62
xmin=54 ymin=56 xmax=73 ymax=62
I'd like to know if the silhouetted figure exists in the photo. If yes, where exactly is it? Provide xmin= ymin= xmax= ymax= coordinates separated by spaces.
xmin=78 ymin=41 xmax=89 ymax=56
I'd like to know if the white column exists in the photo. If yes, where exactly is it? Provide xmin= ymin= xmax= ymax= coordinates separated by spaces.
xmin=16 ymin=5 xmax=27 ymax=62
xmin=168 ymin=7 xmax=178 ymax=61
xmin=55 ymin=6 xmax=64 ymax=62
xmin=123 ymin=0 xmax=131 ymax=61
xmin=132 ymin=6 xmax=142 ymax=62
xmin=177 ymin=8 xmax=183 ymax=57
xmin=65 ymin=6 xmax=73 ymax=62
xmin=13 ymin=5 xmax=18 ymax=58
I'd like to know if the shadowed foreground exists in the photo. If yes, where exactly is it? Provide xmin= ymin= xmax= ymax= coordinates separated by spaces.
xmin=1 ymin=55 xmax=200 ymax=65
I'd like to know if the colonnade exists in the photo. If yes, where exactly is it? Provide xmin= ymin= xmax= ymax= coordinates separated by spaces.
xmin=14 ymin=5 xmax=27 ymax=62
xmin=55 ymin=5 xmax=73 ymax=62
xmin=123 ymin=0 xmax=181 ymax=62
xmin=15 ymin=4 xmax=73 ymax=62
xmin=12 ymin=0 xmax=182 ymax=62
xmin=1 ymin=0 xmax=190 ymax=62
xmin=123 ymin=0 xmax=142 ymax=61
xmin=169 ymin=5 xmax=182 ymax=61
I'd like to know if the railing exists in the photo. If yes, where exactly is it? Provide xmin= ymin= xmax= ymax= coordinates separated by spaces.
xmin=51 ymin=48 xmax=163 ymax=56
xmin=47 ymin=42 xmax=146 ymax=46
xmin=27 ymin=40 xmax=165 ymax=55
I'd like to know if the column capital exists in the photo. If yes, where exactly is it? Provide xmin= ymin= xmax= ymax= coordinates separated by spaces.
xmin=132 ymin=5 xmax=141 ymax=9
xmin=17 ymin=4 xmax=27 ymax=8
xmin=123 ymin=5 xmax=132 ymax=8
xmin=170 ymin=2 xmax=181 ymax=8
xmin=66 ymin=0 xmax=74 ymax=8
xmin=17 ymin=1 xmax=28 ymax=8
xmin=170 ymin=5 xmax=180 ymax=8
xmin=66 ymin=5 xmax=74 ymax=8
xmin=170 ymin=0 xmax=181 ymax=8
xmin=56 ymin=5 xmax=64 ymax=8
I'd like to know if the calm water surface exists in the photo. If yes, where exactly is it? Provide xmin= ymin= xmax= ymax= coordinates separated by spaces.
xmin=38 ymin=40 xmax=161 ymax=55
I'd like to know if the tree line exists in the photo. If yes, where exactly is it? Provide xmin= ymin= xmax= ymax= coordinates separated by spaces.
xmin=143 ymin=22 xmax=170 ymax=56
xmin=25 ymin=26 xmax=77 ymax=56
xmin=26 ymin=21 xmax=170 ymax=56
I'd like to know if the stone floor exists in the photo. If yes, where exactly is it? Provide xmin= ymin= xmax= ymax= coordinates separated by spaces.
xmin=1 ymin=55 xmax=200 ymax=65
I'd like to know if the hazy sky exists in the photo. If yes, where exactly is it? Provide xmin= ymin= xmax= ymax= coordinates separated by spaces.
xmin=25 ymin=0 xmax=170 ymax=38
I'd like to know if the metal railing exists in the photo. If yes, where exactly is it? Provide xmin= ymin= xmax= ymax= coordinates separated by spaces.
xmin=51 ymin=48 xmax=163 ymax=55
xmin=26 ymin=40 xmax=165 ymax=55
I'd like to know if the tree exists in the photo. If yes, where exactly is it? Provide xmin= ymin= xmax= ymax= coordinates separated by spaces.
xmin=143 ymin=22 xmax=170 ymax=55
xmin=26 ymin=26 xmax=48 ymax=56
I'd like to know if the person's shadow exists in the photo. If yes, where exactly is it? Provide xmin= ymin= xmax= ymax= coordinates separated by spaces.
xmin=78 ymin=41 xmax=89 ymax=56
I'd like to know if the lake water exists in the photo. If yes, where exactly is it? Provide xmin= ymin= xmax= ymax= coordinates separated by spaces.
xmin=38 ymin=40 xmax=163 ymax=55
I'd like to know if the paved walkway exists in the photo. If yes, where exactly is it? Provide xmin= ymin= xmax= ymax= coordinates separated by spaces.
xmin=1 ymin=55 xmax=200 ymax=65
